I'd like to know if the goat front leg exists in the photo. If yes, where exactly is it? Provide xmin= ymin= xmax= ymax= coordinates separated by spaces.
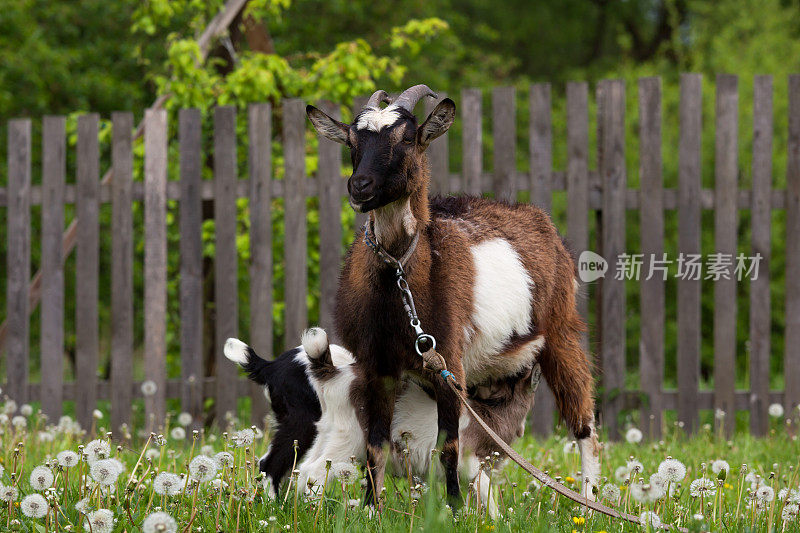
xmin=358 ymin=376 xmax=397 ymax=509
xmin=434 ymin=369 xmax=465 ymax=507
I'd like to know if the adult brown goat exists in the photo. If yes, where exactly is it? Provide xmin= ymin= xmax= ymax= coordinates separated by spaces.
xmin=306 ymin=85 xmax=599 ymax=508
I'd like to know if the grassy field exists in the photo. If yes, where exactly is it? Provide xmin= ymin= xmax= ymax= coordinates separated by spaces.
xmin=1 ymin=401 xmax=799 ymax=532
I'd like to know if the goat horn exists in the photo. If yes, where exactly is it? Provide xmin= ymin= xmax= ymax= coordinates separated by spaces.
xmin=364 ymin=90 xmax=390 ymax=109
xmin=392 ymin=84 xmax=438 ymax=113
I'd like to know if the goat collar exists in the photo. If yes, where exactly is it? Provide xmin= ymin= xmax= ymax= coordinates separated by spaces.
xmin=363 ymin=219 xmax=420 ymax=272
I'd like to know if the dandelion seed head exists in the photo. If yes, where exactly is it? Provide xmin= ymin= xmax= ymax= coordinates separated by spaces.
xmin=756 ymin=485 xmax=775 ymax=502
xmin=20 ymin=493 xmax=48 ymax=518
xmin=153 ymin=472 xmax=182 ymax=496
xmin=614 ymin=466 xmax=631 ymax=483
xmin=84 ymin=509 xmax=114 ymax=533
xmin=711 ymin=460 xmax=730 ymax=476
xmin=563 ymin=440 xmax=579 ymax=454
xmin=689 ymin=478 xmax=716 ymax=498
xmin=782 ymin=503 xmax=799 ymax=521
xmin=177 ymin=412 xmax=193 ymax=427
xmin=92 ymin=409 xmax=103 ymax=420
xmin=0 ymin=484 xmax=18 ymax=502
xmin=141 ymin=380 xmax=158 ymax=396
xmin=601 ymin=483 xmax=620 ymax=502
xmin=625 ymin=427 xmax=643 ymax=444
xmin=30 ymin=465 xmax=54 ymax=490
xmin=639 ymin=510 xmax=662 ymax=529
xmin=84 ymin=439 xmax=111 ymax=465
xmin=188 ymin=455 xmax=218 ymax=483
xmin=214 ymin=451 xmax=234 ymax=469
xmin=90 ymin=458 xmax=122 ymax=486
xmin=232 ymin=428 xmax=255 ymax=448
xmin=3 ymin=400 xmax=18 ymax=415
xmin=20 ymin=404 xmax=33 ymax=417
xmin=170 ymin=427 xmax=186 ymax=440
xmin=75 ymin=497 xmax=91 ymax=514
xmin=768 ymin=403 xmax=784 ymax=418
xmin=12 ymin=416 xmax=27 ymax=429
xmin=658 ymin=458 xmax=687 ymax=482
xmin=57 ymin=450 xmax=80 ymax=468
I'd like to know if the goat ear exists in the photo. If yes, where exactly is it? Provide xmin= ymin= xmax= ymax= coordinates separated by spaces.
xmin=307 ymin=105 xmax=349 ymax=145
xmin=417 ymin=98 xmax=456 ymax=148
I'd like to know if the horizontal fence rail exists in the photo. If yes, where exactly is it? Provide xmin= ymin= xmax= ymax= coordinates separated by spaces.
xmin=2 ymin=74 xmax=800 ymax=439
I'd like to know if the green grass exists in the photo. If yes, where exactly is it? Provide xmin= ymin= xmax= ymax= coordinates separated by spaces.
xmin=1 ymin=404 xmax=800 ymax=532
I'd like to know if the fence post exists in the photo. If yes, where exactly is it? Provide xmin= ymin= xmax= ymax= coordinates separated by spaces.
xmin=76 ymin=114 xmax=100 ymax=431
xmin=638 ymin=77 xmax=664 ymax=438
xmin=284 ymin=99 xmax=308 ymax=349
xmin=41 ymin=116 xmax=66 ymax=419
xmin=713 ymin=74 xmax=739 ymax=437
xmin=599 ymin=79 xmax=626 ymax=439
xmin=6 ymin=119 xmax=31 ymax=404
xmin=677 ymin=73 xmax=702 ymax=433
xmin=493 ymin=87 xmax=516 ymax=201
xmin=750 ymin=76 xmax=773 ymax=436
xmin=462 ymin=89 xmax=483 ymax=196
xmin=318 ymin=101 xmax=343 ymax=335
xmin=144 ymin=109 xmax=168 ymax=430
xmin=785 ymin=74 xmax=800 ymax=415
xmin=180 ymin=108 xmax=204 ymax=429
xmin=529 ymin=83 xmax=555 ymax=435
xmin=111 ymin=112 xmax=134 ymax=433
xmin=249 ymin=102 xmax=273 ymax=426
xmin=214 ymin=106 xmax=239 ymax=422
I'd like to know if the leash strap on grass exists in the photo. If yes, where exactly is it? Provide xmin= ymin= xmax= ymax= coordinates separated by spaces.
xmin=441 ymin=374 xmax=687 ymax=532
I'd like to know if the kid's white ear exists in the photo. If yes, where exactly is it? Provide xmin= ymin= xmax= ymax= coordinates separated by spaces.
xmin=307 ymin=105 xmax=349 ymax=144
xmin=417 ymin=98 xmax=456 ymax=148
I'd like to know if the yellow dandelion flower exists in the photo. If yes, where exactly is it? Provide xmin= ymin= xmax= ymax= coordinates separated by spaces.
xmin=724 ymin=483 xmax=733 ymax=489
xmin=573 ymin=516 xmax=585 ymax=525
xmin=566 ymin=476 xmax=576 ymax=484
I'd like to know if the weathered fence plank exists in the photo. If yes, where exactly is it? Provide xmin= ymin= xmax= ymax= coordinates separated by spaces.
xmin=529 ymin=83 xmax=555 ymax=435
xmin=750 ymin=76 xmax=773 ymax=436
xmin=638 ymin=77 xmax=664 ymax=438
xmin=41 ymin=116 xmax=65 ymax=419
xmin=714 ymin=74 xmax=739 ymax=436
xmin=678 ymin=74 xmax=702 ymax=433
xmin=111 ymin=112 xmax=134 ymax=432
xmin=284 ymin=99 xmax=308 ymax=349
xmin=76 ymin=114 xmax=100 ymax=430
xmin=531 ymin=83 xmax=553 ymax=209
xmin=493 ymin=87 xmax=516 ymax=201
xmin=599 ymin=80 xmax=626 ymax=439
xmin=6 ymin=119 xmax=31 ymax=404
xmin=248 ymin=103 xmax=272 ymax=426
xmin=179 ymin=108 xmax=204 ymax=428
xmin=426 ymin=93 xmax=450 ymax=195
xmin=214 ymin=106 xmax=239 ymax=421
xmin=786 ymin=74 xmax=800 ymax=414
xmin=318 ymin=101 xmax=343 ymax=335
xmin=462 ymin=89 xmax=483 ymax=196
xmin=144 ymin=109 xmax=168 ymax=429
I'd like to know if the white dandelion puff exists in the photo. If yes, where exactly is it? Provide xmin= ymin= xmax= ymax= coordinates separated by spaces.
xmin=188 ymin=455 xmax=218 ymax=482
xmin=57 ymin=450 xmax=80 ymax=468
xmin=75 ymin=497 xmax=91 ymax=514
xmin=214 ymin=451 xmax=234 ymax=469
xmin=3 ymin=400 xmax=17 ymax=415
xmin=84 ymin=439 xmax=111 ymax=465
xmin=20 ymin=494 xmax=48 ymax=518
xmin=630 ymin=482 xmax=665 ymax=504
xmin=143 ymin=511 xmax=178 ymax=533
xmin=29 ymin=465 xmax=54 ymax=490
xmin=145 ymin=449 xmax=160 ymax=462
xmin=601 ymin=483 xmax=621 ymax=502
xmin=200 ymin=445 xmax=215 ymax=456
xmin=20 ymin=404 xmax=33 ymax=417
xmin=711 ymin=460 xmax=730 ymax=476
xmin=153 ymin=472 xmax=182 ymax=496
xmin=689 ymin=478 xmax=716 ymax=498
xmin=92 ymin=409 xmax=103 ymax=420
xmin=84 ymin=509 xmax=114 ymax=533
xmin=782 ymin=503 xmax=799 ymax=521
xmin=649 ymin=473 xmax=668 ymax=493
xmin=38 ymin=431 xmax=54 ymax=443
xmin=658 ymin=458 xmax=687 ymax=482
xmin=11 ymin=416 xmax=27 ymax=429
xmin=177 ymin=412 xmax=193 ymax=427
xmin=141 ymin=380 xmax=158 ymax=397
xmin=0 ymin=484 xmax=18 ymax=502
xmin=90 ymin=459 xmax=122 ymax=486
xmin=756 ymin=485 xmax=775 ymax=502
xmin=170 ymin=427 xmax=186 ymax=440
xmin=625 ymin=427 xmax=643 ymax=444
xmin=639 ymin=511 xmax=662 ymax=529
xmin=615 ymin=466 xmax=631 ymax=483
xmin=232 ymin=428 xmax=255 ymax=448
xmin=627 ymin=459 xmax=644 ymax=475
xmin=768 ymin=403 xmax=784 ymax=418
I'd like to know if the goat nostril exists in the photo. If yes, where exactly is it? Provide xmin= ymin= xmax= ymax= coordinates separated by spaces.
xmin=352 ymin=176 xmax=373 ymax=194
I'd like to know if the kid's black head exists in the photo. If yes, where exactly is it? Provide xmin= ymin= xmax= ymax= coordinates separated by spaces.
xmin=306 ymin=85 xmax=456 ymax=213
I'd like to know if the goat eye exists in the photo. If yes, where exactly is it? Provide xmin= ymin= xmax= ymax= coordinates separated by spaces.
xmin=402 ymin=138 xmax=413 ymax=145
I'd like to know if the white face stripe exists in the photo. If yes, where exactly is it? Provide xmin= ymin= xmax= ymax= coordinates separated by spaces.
xmin=356 ymin=105 xmax=401 ymax=132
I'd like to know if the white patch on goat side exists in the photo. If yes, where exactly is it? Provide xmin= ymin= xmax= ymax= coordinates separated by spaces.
xmin=578 ymin=422 xmax=601 ymax=500
xmin=463 ymin=238 xmax=535 ymax=384
xmin=391 ymin=383 xmax=438 ymax=474
xmin=223 ymin=338 xmax=249 ymax=365
xmin=301 ymin=328 xmax=329 ymax=359
xmin=356 ymin=105 xmax=401 ymax=132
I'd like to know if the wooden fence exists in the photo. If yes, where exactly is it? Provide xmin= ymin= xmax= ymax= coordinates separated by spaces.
xmin=2 ymin=75 xmax=800 ymax=439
